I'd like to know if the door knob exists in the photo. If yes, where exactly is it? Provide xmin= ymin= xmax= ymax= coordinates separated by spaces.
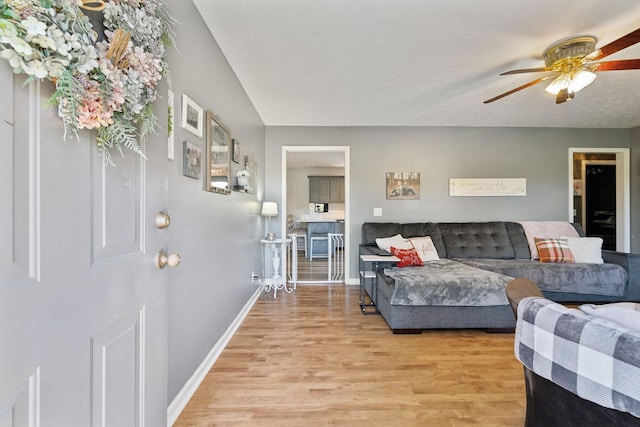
xmin=154 ymin=250 xmax=181 ymax=269
xmin=155 ymin=212 xmax=171 ymax=229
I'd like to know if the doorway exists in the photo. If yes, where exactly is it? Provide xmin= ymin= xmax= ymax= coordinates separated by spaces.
xmin=282 ymin=146 xmax=350 ymax=283
xmin=569 ymin=148 xmax=629 ymax=252
xmin=583 ymin=161 xmax=616 ymax=250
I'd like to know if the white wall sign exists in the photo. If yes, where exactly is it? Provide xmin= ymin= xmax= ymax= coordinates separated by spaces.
xmin=449 ymin=178 xmax=526 ymax=197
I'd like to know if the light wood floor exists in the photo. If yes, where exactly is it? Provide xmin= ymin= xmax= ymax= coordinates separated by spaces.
xmin=174 ymin=285 xmax=526 ymax=426
xmin=288 ymin=248 xmax=345 ymax=282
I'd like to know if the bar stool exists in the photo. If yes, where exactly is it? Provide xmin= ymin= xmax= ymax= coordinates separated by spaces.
xmin=286 ymin=215 xmax=308 ymax=258
xmin=309 ymin=234 xmax=328 ymax=260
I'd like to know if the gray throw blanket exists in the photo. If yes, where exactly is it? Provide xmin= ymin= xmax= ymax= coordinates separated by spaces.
xmin=383 ymin=259 xmax=511 ymax=306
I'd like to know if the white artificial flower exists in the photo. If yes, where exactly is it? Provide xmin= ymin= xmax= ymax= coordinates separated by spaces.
xmin=24 ymin=59 xmax=48 ymax=78
xmin=47 ymin=26 xmax=68 ymax=50
xmin=9 ymin=37 xmax=32 ymax=56
xmin=45 ymin=59 xmax=67 ymax=78
xmin=21 ymin=17 xmax=47 ymax=37
xmin=64 ymin=33 xmax=82 ymax=51
xmin=29 ymin=35 xmax=57 ymax=51
xmin=0 ymin=49 xmax=24 ymax=70
xmin=0 ymin=20 xmax=19 ymax=42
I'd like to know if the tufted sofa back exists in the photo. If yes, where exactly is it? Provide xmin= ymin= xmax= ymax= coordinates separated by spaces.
xmin=361 ymin=221 xmax=531 ymax=259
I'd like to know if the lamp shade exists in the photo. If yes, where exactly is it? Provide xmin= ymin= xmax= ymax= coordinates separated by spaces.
xmin=545 ymin=70 xmax=597 ymax=95
xmin=261 ymin=201 xmax=278 ymax=217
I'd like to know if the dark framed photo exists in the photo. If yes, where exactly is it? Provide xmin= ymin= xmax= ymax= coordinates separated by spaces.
xmin=183 ymin=140 xmax=201 ymax=179
xmin=386 ymin=172 xmax=420 ymax=200
xmin=232 ymin=139 xmax=240 ymax=163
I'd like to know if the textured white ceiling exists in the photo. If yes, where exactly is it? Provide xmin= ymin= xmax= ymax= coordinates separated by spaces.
xmin=193 ymin=0 xmax=640 ymax=128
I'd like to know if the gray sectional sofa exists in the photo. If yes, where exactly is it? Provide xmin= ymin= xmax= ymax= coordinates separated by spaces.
xmin=360 ymin=221 xmax=640 ymax=333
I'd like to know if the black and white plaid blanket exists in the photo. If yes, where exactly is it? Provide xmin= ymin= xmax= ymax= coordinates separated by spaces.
xmin=515 ymin=297 xmax=640 ymax=418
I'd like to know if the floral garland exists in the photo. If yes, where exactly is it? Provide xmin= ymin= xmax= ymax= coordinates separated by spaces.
xmin=0 ymin=0 xmax=175 ymax=164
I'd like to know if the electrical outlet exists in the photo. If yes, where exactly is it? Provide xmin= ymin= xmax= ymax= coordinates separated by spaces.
xmin=373 ymin=208 xmax=382 ymax=216
xmin=251 ymin=272 xmax=260 ymax=283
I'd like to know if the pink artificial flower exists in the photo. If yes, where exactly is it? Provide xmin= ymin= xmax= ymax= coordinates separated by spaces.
xmin=76 ymin=88 xmax=115 ymax=129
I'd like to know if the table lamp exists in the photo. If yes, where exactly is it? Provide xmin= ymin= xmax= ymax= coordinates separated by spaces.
xmin=261 ymin=201 xmax=278 ymax=240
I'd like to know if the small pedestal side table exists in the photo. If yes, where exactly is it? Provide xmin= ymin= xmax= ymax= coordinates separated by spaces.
xmin=261 ymin=238 xmax=293 ymax=298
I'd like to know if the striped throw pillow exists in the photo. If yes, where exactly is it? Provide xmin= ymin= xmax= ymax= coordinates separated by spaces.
xmin=534 ymin=237 xmax=575 ymax=263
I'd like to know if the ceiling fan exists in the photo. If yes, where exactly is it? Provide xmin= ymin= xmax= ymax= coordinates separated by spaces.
xmin=484 ymin=27 xmax=640 ymax=104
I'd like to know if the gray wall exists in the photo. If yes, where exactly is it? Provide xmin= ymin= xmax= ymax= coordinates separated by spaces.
xmin=166 ymin=2 xmax=265 ymax=403
xmin=266 ymin=126 xmax=632 ymax=281
xmin=632 ymin=127 xmax=640 ymax=253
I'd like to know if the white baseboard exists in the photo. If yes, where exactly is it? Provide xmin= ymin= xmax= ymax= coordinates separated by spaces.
xmin=167 ymin=286 xmax=263 ymax=426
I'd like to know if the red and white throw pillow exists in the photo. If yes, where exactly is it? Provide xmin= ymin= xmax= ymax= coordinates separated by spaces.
xmin=390 ymin=246 xmax=424 ymax=267
xmin=534 ymin=237 xmax=575 ymax=263
xmin=408 ymin=236 xmax=440 ymax=262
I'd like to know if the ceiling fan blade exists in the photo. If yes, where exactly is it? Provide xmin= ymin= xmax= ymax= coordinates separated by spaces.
xmin=500 ymin=67 xmax=553 ymax=75
xmin=589 ymin=58 xmax=640 ymax=71
xmin=483 ymin=75 xmax=554 ymax=104
xmin=589 ymin=28 xmax=640 ymax=61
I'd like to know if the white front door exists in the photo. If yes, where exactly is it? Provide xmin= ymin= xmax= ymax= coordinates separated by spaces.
xmin=0 ymin=60 xmax=171 ymax=425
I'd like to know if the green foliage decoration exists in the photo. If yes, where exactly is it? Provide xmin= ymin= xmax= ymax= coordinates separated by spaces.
xmin=0 ymin=0 xmax=176 ymax=165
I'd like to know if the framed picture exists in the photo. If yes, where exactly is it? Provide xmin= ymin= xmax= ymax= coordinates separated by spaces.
xmin=182 ymin=140 xmax=201 ymax=179
xmin=386 ymin=172 xmax=420 ymax=200
xmin=231 ymin=139 xmax=240 ymax=163
xmin=181 ymin=94 xmax=203 ymax=137
xmin=167 ymin=89 xmax=175 ymax=160
xmin=573 ymin=179 xmax=583 ymax=196
xmin=244 ymin=154 xmax=257 ymax=195
xmin=205 ymin=110 xmax=231 ymax=194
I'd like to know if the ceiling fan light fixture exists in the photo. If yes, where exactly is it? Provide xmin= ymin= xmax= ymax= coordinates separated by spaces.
xmin=571 ymin=69 xmax=597 ymax=92
xmin=544 ymin=69 xmax=597 ymax=95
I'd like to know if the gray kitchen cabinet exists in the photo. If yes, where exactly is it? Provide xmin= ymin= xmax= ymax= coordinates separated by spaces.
xmin=309 ymin=176 xmax=344 ymax=202
xmin=330 ymin=176 xmax=345 ymax=202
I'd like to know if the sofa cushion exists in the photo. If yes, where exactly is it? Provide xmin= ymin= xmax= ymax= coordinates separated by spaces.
xmin=383 ymin=259 xmax=511 ymax=306
xmin=564 ymin=237 xmax=604 ymax=264
xmin=505 ymin=222 xmax=531 ymax=260
xmin=535 ymin=238 xmax=575 ymax=263
xmin=362 ymin=222 xmax=401 ymax=246
xmin=439 ymin=222 xmax=516 ymax=259
xmin=455 ymin=258 xmax=628 ymax=297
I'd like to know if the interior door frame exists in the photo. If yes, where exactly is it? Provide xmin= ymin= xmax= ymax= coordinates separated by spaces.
xmin=281 ymin=146 xmax=351 ymax=283
xmin=568 ymin=147 xmax=629 ymax=252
